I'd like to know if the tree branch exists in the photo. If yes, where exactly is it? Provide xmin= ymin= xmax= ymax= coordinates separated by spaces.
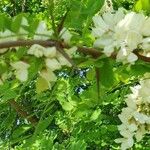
xmin=0 ymin=39 xmax=149 ymax=62
xmin=9 ymin=99 xmax=38 ymax=126
xmin=133 ymin=51 xmax=150 ymax=63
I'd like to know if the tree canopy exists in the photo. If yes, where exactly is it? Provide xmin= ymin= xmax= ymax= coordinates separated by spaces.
xmin=0 ymin=0 xmax=150 ymax=149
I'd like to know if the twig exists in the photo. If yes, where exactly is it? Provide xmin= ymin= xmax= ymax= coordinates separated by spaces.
xmin=9 ymin=99 xmax=38 ymax=126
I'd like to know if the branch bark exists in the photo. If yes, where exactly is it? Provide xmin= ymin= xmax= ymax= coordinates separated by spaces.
xmin=9 ymin=99 xmax=38 ymax=126
xmin=0 ymin=39 xmax=149 ymax=62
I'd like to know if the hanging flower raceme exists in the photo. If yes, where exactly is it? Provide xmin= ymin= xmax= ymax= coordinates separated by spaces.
xmin=92 ymin=8 xmax=150 ymax=64
xmin=115 ymin=78 xmax=150 ymax=150
xmin=26 ymin=28 xmax=76 ymax=91
xmin=0 ymin=15 xmax=76 ymax=92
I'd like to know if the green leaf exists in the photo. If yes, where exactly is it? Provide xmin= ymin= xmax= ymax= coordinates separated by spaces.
xmin=0 ymin=13 xmax=11 ymax=31
xmin=11 ymin=14 xmax=23 ymax=33
xmin=2 ymin=89 xmax=17 ymax=101
xmin=60 ymin=101 xmax=74 ymax=111
xmin=66 ymin=0 xmax=105 ymax=30
xmin=99 ymin=59 xmax=114 ymax=88
xmin=68 ymin=140 xmax=87 ymax=150
xmin=130 ymin=63 xmax=150 ymax=76
xmin=34 ymin=116 xmax=53 ymax=136
xmin=28 ymin=58 xmax=43 ymax=79
xmin=134 ymin=0 xmax=150 ymax=13
xmin=0 ymin=60 xmax=8 ymax=74
xmin=22 ymin=116 xmax=53 ymax=148
xmin=0 ymin=82 xmax=10 ymax=93
xmin=0 ymin=111 xmax=16 ymax=131
xmin=12 ymin=125 xmax=31 ymax=139
xmin=36 ymin=77 xmax=50 ymax=93
xmin=90 ymin=108 xmax=101 ymax=121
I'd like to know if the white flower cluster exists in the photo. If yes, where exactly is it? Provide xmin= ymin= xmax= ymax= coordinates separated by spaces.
xmin=92 ymin=8 xmax=150 ymax=64
xmin=0 ymin=17 xmax=75 ymax=86
xmin=27 ymin=44 xmax=76 ymax=85
xmin=10 ymin=45 xmax=76 ymax=83
xmin=115 ymin=78 xmax=150 ymax=150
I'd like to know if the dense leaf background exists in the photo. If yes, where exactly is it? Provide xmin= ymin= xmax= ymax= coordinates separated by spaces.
xmin=0 ymin=0 xmax=150 ymax=149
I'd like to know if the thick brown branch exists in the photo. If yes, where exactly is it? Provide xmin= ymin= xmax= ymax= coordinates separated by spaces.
xmin=0 ymin=40 xmax=149 ymax=62
xmin=0 ymin=40 xmax=57 ymax=49
xmin=9 ymin=99 xmax=38 ymax=126
xmin=133 ymin=51 xmax=150 ymax=63
xmin=77 ymin=46 xmax=102 ymax=58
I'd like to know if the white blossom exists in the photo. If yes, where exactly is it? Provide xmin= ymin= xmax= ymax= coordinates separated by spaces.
xmin=34 ymin=21 xmax=53 ymax=40
xmin=57 ymin=53 xmax=72 ymax=67
xmin=116 ymin=78 xmax=150 ymax=149
xmin=60 ymin=28 xmax=72 ymax=44
xmin=40 ymin=69 xmax=57 ymax=82
xmin=92 ymin=9 xmax=150 ymax=64
xmin=18 ymin=17 xmax=29 ymax=35
xmin=11 ymin=61 xmax=30 ymax=82
xmin=28 ymin=44 xmax=45 ymax=57
xmin=43 ymin=47 xmax=57 ymax=58
xmin=45 ymin=58 xmax=61 ymax=71
xmin=0 ymin=30 xmax=17 ymax=43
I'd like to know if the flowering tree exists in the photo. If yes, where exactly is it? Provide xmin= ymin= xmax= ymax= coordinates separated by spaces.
xmin=0 ymin=0 xmax=150 ymax=149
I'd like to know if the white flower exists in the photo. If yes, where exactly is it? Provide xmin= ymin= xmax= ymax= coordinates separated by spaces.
xmin=92 ymin=9 xmax=150 ymax=64
xmin=0 ymin=30 xmax=17 ymax=43
xmin=116 ymin=47 xmax=128 ymax=62
xmin=141 ymin=38 xmax=150 ymax=51
xmin=116 ymin=12 xmax=145 ymax=32
xmin=103 ymin=45 xmax=115 ymax=57
xmin=93 ymin=34 xmax=114 ymax=48
xmin=115 ymin=136 xmax=134 ymax=150
xmin=125 ymin=31 xmax=142 ymax=50
xmin=125 ymin=98 xmax=137 ymax=110
xmin=121 ymin=137 xmax=134 ymax=150
xmin=57 ymin=53 xmax=72 ymax=67
xmin=15 ymin=69 xmax=29 ymax=82
xmin=60 ymin=28 xmax=72 ymax=44
xmin=120 ymin=129 xmax=134 ymax=138
xmin=11 ymin=61 xmax=30 ymax=82
xmin=18 ymin=17 xmax=29 ymax=35
xmin=118 ymin=107 xmax=135 ymax=124
xmin=102 ymin=8 xmax=125 ymax=30
xmin=135 ymin=125 xmax=146 ymax=142
xmin=28 ymin=44 xmax=45 ymax=57
xmin=34 ymin=21 xmax=53 ymax=40
xmin=117 ymin=79 xmax=150 ymax=149
xmin=128 ymin=124 xmax=138 ymax=132
xmin=40 ymin=69 xmax=57 ymax=82
xmin=45 ymin=58 xmax=61 ymax=71
xmin=92 ymin=16 xmax=109 ymax=37
xmin=116 ymin=47 xmax=138 ymax=64
xmin=127 ymin=53 xmax=138 ymax=64
xmin=43 ymin=47 xmax=57 ymax=58
xmin=141 ymin=17 xmax=150 ymax=36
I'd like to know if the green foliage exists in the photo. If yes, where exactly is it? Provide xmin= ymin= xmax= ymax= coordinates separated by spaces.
xmin=134 ymin=0 xmax=150 ymax=14
xmin=66 ymin=0 xmax=105 ymax=30
xmin=0 ymin=0 xmax=150 ymax=150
